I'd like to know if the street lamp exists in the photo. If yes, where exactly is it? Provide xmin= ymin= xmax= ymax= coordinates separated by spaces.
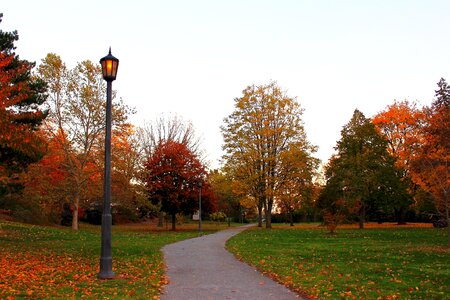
xmin=198 ymin=182 xmax=202 ymax=234
xmin=98 ymin=48 xmax=119 ymax=279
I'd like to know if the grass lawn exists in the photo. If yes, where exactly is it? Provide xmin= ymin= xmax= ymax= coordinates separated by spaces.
xmin=226 ymin=223 xmax=450 ymax=299
xmin=0 ymin=220 xmax=227 ymax=299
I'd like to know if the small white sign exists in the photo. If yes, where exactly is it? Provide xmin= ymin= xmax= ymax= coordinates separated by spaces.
xmin=192 ymin=210 xmax=199 ymax=221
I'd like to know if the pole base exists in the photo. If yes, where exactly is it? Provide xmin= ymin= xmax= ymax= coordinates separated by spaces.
xmin=98 ymin=256 xmax=115 ymax=279
xmin=98 ymin=270 xmax=115 ymax=280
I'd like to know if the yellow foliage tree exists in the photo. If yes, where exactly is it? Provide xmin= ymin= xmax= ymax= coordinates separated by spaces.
xmin=221 ymin=81 xmax=318 ymax=228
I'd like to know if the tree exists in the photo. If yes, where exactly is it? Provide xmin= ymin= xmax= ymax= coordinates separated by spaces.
xmin=144 ymin=140 xmax=207 ymax=230
xmin=322 ymin=109 xmax=408 ymax=229
xmin=412 ymin=78 xmax=450 ymax=248
xmin=0 ymin=13 xmax=48 ymax=202
xmin=22 ymin=131 xmax=70 ymax=223
xmin=221 ymin=81 xmax=317 ymax=228
xmin=372 ymin=100 xmax=425 ymax=223
xmin=208 ymin=169 xmax=241 ymax=223
xmin=137 ymin=114 xmax=203 ymax=226
xmin=372 ymin=100 xmax=425 ymax=172
xmin=38 ymin=53 xmax=131 ymax=230
xmin=275 ymin=145 xmax=317 ymax=226
xmin=110 ymin=124 xmax=148 ymax=218
xmin=138 ymin=114 xmax=202 ymax=159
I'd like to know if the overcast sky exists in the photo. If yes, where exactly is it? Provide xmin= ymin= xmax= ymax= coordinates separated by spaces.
xmin=2 ymin=0 xmax=450 ymax=169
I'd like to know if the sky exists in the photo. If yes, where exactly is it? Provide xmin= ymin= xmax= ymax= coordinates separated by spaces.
xmin=2 ymin=0 xmax=450 ymax=169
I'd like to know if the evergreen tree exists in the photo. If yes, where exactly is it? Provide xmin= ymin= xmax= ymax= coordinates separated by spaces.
xmin=321 ymin=109 xmax=408 ymax=228
xmin=0 ymin=13 xmax=48 ymax=198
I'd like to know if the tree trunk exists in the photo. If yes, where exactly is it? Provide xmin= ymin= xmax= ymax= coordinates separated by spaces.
xmin=264 ymin=210 xmax=271 ymax=229
xmin=158 ymin=211 xmax=164 ymax=227
xmin=302 ymin=213 xmax=307 ymax=223
xmin=265 ymin=202 xmax=272 ymax=229
xmin=289 ymin=211 xmax=294 ymax=226
xmin=71 ymin=193 xmax=79 ymax=231
xmin=358 ymin=203 xmax=365 ymax=229
xmin=239 ymin=206 xmax=243 ymax=224
xmin=171 ymin=214 xmax=176 ymax=231
xmin=257 ymin=205 xmax=263 ymax=227
xmin=445 ymin=193 xmax=449 ymax=249
xmin=394 ymin=207 xmax=407 ymax=225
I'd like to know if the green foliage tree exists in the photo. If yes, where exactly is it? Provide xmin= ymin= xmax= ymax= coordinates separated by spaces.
xmin=221 ymin=81 xmax=318 ymax=228
xmin=321 ymin=109 xmax=408 ymax=229
xmin=0 ymin=13 xmax=48 ymax=206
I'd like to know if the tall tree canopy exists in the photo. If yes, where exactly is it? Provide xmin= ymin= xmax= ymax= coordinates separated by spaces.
xmin=37 ymin=53 xmax=131 ymax=230
xmin=412 ymin=78 xmax=450 ymax=248
xmin=137 ymin=114 xmax=204 ymax=226
xmin=321 ymin=109 xmax=408 ymax=228
xmin=144 ymin=139 xmax=209 ymax=230
xmin=221 ymin=81 xmax=318 ymax=228
xmin=372 ymin=100 xmax=424 ymax=223
xmin=372 ymin=100 xmax=425 ymax=174
xmin=0 ymin=13 xmax=48 ymax=199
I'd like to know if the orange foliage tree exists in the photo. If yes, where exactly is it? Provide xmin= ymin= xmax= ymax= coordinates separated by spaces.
xmin=372 ymin=100 xmax=425 ymax=172
xmin=412 ymin=78 xmax=450 ymax=248
xmin=372 ymin=100 xmax=426 ymax=223
xmin=207 ymin=169 xmax=240 ymax=222
xmin=37 ymin=53 xmax=131 ymax=229
xmin=22 ymin=132 xmax=69 ymax=221
xmin=23 ymin=124 xmax=143 ymax=224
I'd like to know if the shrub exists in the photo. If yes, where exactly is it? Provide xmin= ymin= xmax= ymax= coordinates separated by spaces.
xmin=433 ymin=218 xmax=448 ymax=228
xmin=209 ymin=211 xmax=227 ymax=222
xmin=1 ymin=194 xmax=48 ymax=224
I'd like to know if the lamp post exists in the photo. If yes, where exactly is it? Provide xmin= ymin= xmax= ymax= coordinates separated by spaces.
xmin=198 ymin=182 xmax=202 ymax=234
xmin=98 ymin=48 xmax=119 ymax=279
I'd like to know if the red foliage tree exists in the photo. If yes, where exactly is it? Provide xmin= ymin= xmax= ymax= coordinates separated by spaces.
xmin=0 ymin=14 xmax=47 ymax=198
xmin=144 ymin=140 xmax=208 ymax=230
xmin=198 ymin=181 xmax=218 ymax=216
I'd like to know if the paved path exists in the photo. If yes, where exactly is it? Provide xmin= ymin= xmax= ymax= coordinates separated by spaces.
xmin=160 ymin=225 xmax=301 ymax=300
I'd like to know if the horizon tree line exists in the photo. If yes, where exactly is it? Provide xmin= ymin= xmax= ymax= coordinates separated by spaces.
xmin=0 ymin=13 xmax=448 ymax=248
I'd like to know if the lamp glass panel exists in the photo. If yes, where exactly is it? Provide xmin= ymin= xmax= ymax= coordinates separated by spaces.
xmin=107 ymin=60 xmax=113 ymax=77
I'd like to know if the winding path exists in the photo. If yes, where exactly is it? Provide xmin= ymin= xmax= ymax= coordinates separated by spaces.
xmin=160 ymin=225 xmax=301 ymax=300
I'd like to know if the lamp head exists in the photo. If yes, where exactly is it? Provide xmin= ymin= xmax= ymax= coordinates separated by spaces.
xmin=100 ymin=47 xmax=119 ymax=81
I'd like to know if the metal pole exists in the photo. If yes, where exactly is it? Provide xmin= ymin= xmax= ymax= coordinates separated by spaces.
xmin=98 ymin=80 xmax=114 ymax=279
xmin=198 ymin=183 xmax=202 ymax=234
